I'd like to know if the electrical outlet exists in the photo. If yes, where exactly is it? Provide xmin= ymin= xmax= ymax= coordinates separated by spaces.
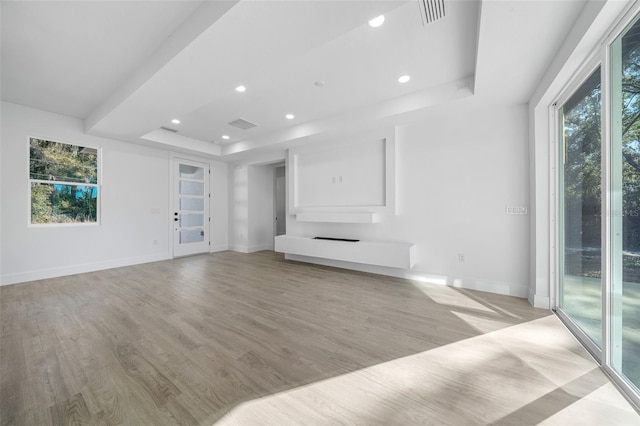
xmin=458 ymin=253 xmax=465 ymax=263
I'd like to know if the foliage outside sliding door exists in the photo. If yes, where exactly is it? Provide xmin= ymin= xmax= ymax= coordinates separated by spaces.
xmin=610 ymin=13 xmax=640 ymax=395
xmin=558 ymin=67 xmax=603 ymax=348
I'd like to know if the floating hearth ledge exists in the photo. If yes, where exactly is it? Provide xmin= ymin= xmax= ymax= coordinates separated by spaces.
xmin=295 ymin=211 xmax=380 ymax=223
xmin=274 ymin=235 xmax=415 ymax=269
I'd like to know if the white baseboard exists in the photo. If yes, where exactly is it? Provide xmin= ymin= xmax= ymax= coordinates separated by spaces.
xmin=284 ymin=254 xmax=529 ymax=299
xmin=533 ymin=295 xmax=551 ymax=309
xmin=230 ymin=244 xmax=273 ymax=253
xmin=248 ymin=244 xmax=273 ymax=253
xmin=528 ymin=288 xmax=551 ymax=309
xmin=0 ymin=253 xmax=171 ymax=286
xmin=230 ymin=245 xmax=249 ymax=253
xmin=210 ymin=244 xmax=229 ymax=253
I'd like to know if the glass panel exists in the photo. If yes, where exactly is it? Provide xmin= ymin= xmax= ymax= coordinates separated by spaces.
xmin=179 ymin=197 xmax=204 ymax=211
xmin=31 ymin=183 xmax=98 ymax=224
xmin=559 ymin=67 xmax=602 ymax=347
xmin=179 ymin=164 xmax=204 ymax=180
xmin=179 ymin=181 xmax=204 ymax=196
xmin=611 ymin=16 xmax=640 ymax=392
xmin=30 ymin=138 xmax=97 ymax=184
xmin=179 ymin=214 xmax=204 ymax=228
xmin=180 ymin=229 xmax=204 ymax=244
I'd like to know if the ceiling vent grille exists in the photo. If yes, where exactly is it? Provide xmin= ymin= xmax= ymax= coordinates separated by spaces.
xmin=418 ymin=0 xmax=445 ymax=25
xmin=227 ymin=118 xmax=257 ymax=130
xmin=160 ymin=126 xmax=178 ymax=133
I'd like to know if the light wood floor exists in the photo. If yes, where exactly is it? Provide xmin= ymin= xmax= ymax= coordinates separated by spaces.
xmin=1 ymin=251 xmax=638 ymax=425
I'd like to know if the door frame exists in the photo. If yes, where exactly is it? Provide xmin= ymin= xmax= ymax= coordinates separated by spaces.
xmin=170 ymin=155 xmax=211 ymax=258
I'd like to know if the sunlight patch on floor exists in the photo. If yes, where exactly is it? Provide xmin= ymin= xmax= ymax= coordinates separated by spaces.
xmin=450 ymin=310 xmax=518 ymax=334
xmin=409 ymin=279 xmax=497 ymax=314
xmin=215 ymin=316 xmax=639 ymax=425
xmin=538 ymin=383 xmax=639 ymax=426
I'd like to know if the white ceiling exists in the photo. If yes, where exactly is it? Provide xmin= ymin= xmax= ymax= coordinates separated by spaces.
xmin=1 ymin=0 xmax=204 ymax=118
xmin=1 ymin=0 xmax=588 ymax=161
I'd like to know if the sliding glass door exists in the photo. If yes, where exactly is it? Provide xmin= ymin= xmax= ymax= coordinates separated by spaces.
xmin=558 ymin=67 xmax=603 ymax=350
xmin=610 ymin=14 xmax=640 ymax=395
xmin=556 ymin=7 xmax=640 ymax=406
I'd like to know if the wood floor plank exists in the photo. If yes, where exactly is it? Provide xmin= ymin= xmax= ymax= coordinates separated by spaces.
xmin=49 ymin=392 xmax=92 ymax=425
xmin=1 ymin=251 xmax=638 ymax=425
xmin=1 ymin=333 xmax=26 ymax=426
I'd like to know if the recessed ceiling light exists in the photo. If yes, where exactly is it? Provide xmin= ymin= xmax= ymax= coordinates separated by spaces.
xmin=369 ymin=15 xmax=385 ymax=28
xmin=285 ymin=114 xmax=295 ymax=120
xmin=235 ymin=85 xmax=246 ymax=92
xmin=314 ymin=80 xmax=326 ymax=87
xmin=171 ymin=119 xmax=180 ymax=124
xmin=398 ymin=75 xmax=411 ymax=83
xmin=222 ymin=135 xmax=230 ymax=140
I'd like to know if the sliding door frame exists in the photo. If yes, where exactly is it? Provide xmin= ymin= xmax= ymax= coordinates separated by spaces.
xmin=553 ymin=56 xmax=604 ymax=363
xmin=602 ymin=2 xmax=640 ymax=409
xmin=552 ymin=0 xmax=640 ymax=410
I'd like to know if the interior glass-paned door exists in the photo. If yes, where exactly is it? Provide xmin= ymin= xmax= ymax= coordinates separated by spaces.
xmin=558 ymin=66 xmax=603 ymax=349
xmin=173 ymin=159 xmax=209 ymax=257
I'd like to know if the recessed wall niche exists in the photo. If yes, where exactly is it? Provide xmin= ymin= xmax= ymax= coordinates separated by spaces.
xmin=288 ymin=133 xmax=395 ymax=215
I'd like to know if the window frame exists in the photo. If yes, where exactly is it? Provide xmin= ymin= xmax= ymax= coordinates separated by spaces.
xmin=27 ymin=136 xmax=102 ymax=227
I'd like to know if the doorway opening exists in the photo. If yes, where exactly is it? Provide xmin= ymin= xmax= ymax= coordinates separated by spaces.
xmin=274 ymin=165 xmax=286 ymax=237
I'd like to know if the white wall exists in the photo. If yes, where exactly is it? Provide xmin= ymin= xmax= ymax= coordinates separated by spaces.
xmin=0 ymin=102 xmax=228 ymax=285
xmin=284 ymin=103 xmax=531 ymax=297
xmin=210 ymin=161 xmax=229 ymax=252
xmin=293 ymin=139 xmax=385 ymax=208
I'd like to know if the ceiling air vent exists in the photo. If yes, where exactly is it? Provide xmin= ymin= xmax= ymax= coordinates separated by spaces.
xmin=227 ymin=118 xmax=257 ymax=130
xmin=418 ymin=0 xmax=445 ymax=25
xmin=160 ymin=126 xmax=178 ymax=133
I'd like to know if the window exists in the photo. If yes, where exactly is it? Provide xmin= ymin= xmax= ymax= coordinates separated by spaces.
xmin=29 ymin=137 xmax=99 ymax=224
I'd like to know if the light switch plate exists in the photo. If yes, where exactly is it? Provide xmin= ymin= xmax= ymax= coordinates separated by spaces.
xmin=506 ymin=205 xmax=528 ymax=215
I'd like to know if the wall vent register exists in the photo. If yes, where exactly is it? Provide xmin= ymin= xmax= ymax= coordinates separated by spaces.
xmin=419 ymin=0 xmax=446 ymax=25
xmin=227 ymin=118 xmax=257 ymax=130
